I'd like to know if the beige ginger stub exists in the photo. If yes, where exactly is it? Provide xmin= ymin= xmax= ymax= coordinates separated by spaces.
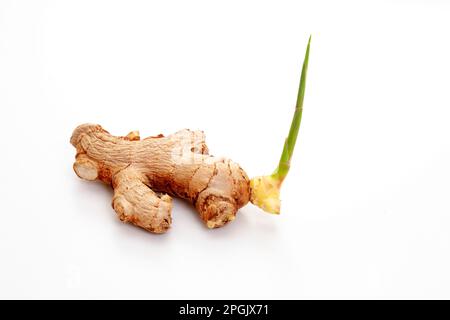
xmin=70 ymin=124 xmax=250 ymax=233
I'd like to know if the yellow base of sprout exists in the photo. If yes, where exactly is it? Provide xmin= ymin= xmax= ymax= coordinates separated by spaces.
xmin=250 ymin=175 xmax=282 ymax=214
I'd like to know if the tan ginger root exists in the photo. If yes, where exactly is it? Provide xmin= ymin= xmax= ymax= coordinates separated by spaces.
xmin=70 ymin=38 xmax=311 ymax=233
xmin=70 ymin=124 xmax=250 ymax=233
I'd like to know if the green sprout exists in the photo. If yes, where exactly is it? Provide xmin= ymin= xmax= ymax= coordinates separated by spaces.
xmin=250 ymin=35 xmax=311 ymax=214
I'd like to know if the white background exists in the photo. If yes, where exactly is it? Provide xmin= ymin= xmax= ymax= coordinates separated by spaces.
xmin=1 ymin=0 xmax=449 ymax=299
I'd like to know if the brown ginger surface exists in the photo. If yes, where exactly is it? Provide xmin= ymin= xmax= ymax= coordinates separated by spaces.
xmin=70 ymin=124 xmax=250 ymax=233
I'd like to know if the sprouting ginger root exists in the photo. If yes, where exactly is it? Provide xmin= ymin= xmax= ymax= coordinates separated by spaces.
xmin=70 ymin=37 xmax=311 ymax=234
xmin=70 ymin=123 xmax=250 ymax=233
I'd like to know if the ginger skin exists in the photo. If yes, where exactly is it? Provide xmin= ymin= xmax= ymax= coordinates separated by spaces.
xmin=70 ymin=124 xmax=250 ymax=233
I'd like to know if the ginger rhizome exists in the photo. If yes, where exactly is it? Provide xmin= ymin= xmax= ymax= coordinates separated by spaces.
xmin=70 ymin=36 xmax=310 ymax=233
xmin=71 ymin=124 xmax=250 ymax=233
